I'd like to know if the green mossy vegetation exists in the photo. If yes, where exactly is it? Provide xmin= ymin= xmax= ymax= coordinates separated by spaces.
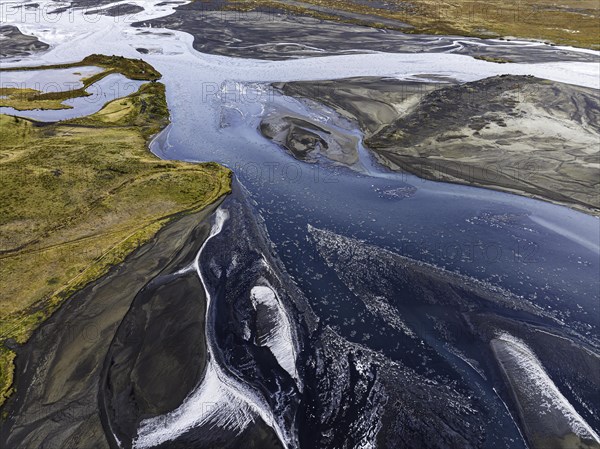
xmin=0 ymin=58 xmax=231 ymax=408
xmin=0 ymin=54 xmax=161 ymax=111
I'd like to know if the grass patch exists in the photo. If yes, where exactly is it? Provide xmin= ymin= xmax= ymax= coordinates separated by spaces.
xmin=0 ymin=54 xmax=161 ymax=111
xmin=0 ymin=348 xmax=15 ymax=409
xmin=0 ymin=59 xmax=231 ymax=407
xmin=0 ymin=87 xmax=71 ymax=111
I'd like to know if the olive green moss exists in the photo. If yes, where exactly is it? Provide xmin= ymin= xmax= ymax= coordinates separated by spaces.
xmin=0 ymin=54 xmax=162 ymax=110
xmin=0 ymin=57 xmax=231 ymax=408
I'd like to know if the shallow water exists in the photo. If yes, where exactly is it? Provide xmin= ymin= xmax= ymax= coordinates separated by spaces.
xmin=126 ymin=28 xmax=600 ymax=447
xmin=0 ymin=65 xmax=102 ymax=89
xmin=151 ymin=77 xmax=599 ymax=333
xmin=0 ymin=73 xmax=144 ymax=120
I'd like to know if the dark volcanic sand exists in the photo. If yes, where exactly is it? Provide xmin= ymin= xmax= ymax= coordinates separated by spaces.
xmin=262 ymin=75 xmax=600 ymax=215
xmin=0 ymin=25 xmax=49 ymax=59
xmin=184 ymin=189 xmax=600 ymax=449
xmin=0 ymin=200 xmax=223 ymax=449
xmin=133 ymin=2 xmax=598 ymax=63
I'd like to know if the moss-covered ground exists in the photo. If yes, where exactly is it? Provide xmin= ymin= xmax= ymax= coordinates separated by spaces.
xmin=0 ymin=58 xmax=231 ymax=406
xmin=0 ymin=54 xmax=161 ymax=110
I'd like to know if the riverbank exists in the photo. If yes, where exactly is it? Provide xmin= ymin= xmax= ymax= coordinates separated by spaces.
xmin=0 ymin=56 xmax=232 ymax=407
xmin=262 ymin=75 xmax=600 ymax=216
xmin=135 ymin=0 xmax=600 ymax=52
xmin=0 ymin=200 xmax=224 ymax=449
xmin=0 ymin=54 xmax=161 ymax=110
xmin=248 ymin=0 xmax=600 ymax=49
xmin=1 ymin=5 xmax=598 ymax=448
xmin=0 ymin=25 xmax=48 ymax=59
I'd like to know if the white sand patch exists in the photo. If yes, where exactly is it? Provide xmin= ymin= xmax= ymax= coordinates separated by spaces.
xmin=250 ymin=282 xmax=300 ymax=383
